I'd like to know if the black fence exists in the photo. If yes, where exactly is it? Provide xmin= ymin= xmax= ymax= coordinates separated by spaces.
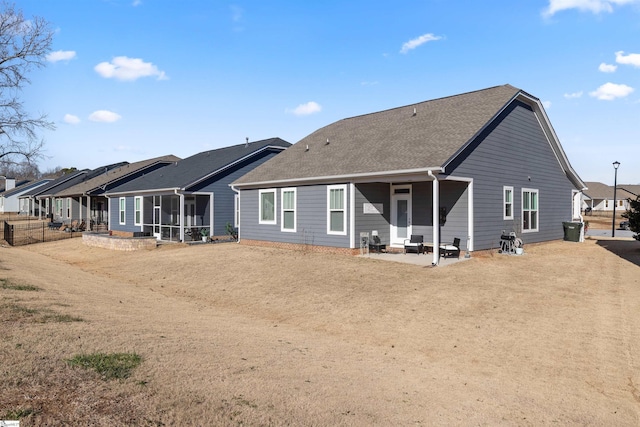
xmin=3 ymin=220 xmax=83 ymax=246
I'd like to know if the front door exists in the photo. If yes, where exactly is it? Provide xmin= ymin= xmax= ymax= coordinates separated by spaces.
xmin=391 ymin=185 xmax=412 ymax=246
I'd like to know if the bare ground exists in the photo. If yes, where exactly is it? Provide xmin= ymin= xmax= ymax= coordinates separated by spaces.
xmin=1 ymin=236 xmax=640 ymax=426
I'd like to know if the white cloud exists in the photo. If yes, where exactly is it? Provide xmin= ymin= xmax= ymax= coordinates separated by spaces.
xmin=88 ymin=110 xmax=122 ymax=123
xmin=63 ymin=114 xmax=80 ymax=124
xmin=599 ymin=62 xmax=617 ymax=72
xmin=132 ymin=0 xmax=142 ymax=6
xmin=94 ymin=56 xmax=168 ymax=81
xmin=615 ymin=50 xmax=640 ymax=67
xmin=564 ymin=91 xmax=584 ymax=99
xmin=589 ymin=82 xmax=634 ymax=100
xmin=543 ymin=0 xmax=640 ymax=16
xmin=400 ymin=33 xmax=442 ymax=54
xmin=542 ymin=100 xmax=552 ymax=109
xmin=287 ymin=101 xmax=322 ymax=116
xmin=46 ymin=50 xmax=76 ymax=63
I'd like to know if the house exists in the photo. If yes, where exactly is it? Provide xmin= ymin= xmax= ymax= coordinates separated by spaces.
xmin=105 ymin=138 xmax=291 ymax=241
xmin=18 ymin=162 xmax=127 ymax=225
xmin=19 ymin=170 xmax=89 ymax=219
xmin=232 ymin=84 xmax=587 ymax=264
xmin=52 ymin=155 xmax=180 ymax=230
xmin=582 ymin=182 xmax=633 ymax=213
xmin=0 ymin=179 xmax=52 ymax=214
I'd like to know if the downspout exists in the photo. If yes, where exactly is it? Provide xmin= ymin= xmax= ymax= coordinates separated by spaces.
xmin=428 ymin=170 xmax=440 ymax=266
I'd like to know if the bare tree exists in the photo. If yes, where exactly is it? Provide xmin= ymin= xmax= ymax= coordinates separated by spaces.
xmin=0 ymin=2 xmax=55 ymax=165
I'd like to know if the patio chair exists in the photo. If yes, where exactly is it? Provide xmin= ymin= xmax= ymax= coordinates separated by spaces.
xmin=404 ymin=234 xmax=424 ymax=255
xmin=440 ymin=238 xmax=461 ymax=259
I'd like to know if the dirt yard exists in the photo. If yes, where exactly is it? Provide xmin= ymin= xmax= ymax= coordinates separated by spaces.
xmin=1 ymin=235 xmax=640 ymax=426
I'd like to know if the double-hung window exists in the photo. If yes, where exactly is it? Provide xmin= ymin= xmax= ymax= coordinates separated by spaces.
xmin=259 ymin=189 xmax=276 ymax=224
xmin=134 ymin=197 xmax=142 ymax=226
xmin=56 ymin=199 xmax=63 ymax=217
xmin=327 ymin=184 xmax=347 ymax=235
xmin=119 ymin=197 xmax=126 ymax=225
xmin=281 ymin=188 xmax=296 ymax=232
xmin=66 ymin=198 xmax=72 ymax=218
xmin=522 ymin=189 xmax=539 ymax=232
xmin=503 ymin=186 xmax=514 ymax=220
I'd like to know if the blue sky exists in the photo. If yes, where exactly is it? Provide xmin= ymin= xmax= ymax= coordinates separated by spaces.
xmin=19 ymin=0 xmax=640 ymax=185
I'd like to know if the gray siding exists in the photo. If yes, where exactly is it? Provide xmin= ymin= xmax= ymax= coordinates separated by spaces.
xmin=190 ymin=150 xmax=281 ymax=236
xmin=448 ymin=101 xmax=576 ymax=250
xmin=109 ymin=196 xmax=141 ymax=233
xmin=240 ymin=184 xmax=351 ymax=248
xmin=354 ymin=183 xmax=390 ymax=245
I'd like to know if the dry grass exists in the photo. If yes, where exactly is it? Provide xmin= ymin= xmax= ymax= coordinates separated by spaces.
xmin=1 ymin=237 xmax=640 ymax=425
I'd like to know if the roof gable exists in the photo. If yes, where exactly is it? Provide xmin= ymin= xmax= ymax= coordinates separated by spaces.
xmin=106 ymin=138 xmax=290 ymax=194
xmin=234 ymin=85 xmax=584 ymax=189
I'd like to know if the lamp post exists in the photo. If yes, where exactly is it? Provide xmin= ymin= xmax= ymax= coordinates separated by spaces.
xmin=612 ymin=161 xmax=620 ymax=237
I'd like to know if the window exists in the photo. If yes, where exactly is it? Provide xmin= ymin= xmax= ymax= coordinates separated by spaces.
xmin=56 ymin=199 xmax=63 ymax=217
xmin=66 ymin=198 xmax=71 ymax=218
xmin=134 ymin=197 xmax=142 ymax=226
xmin=503 ymin=186 xmax=514 ymax=220
xmin=619 ymin=200 xmax=624 ymax=207
xmin=327 ymin=184 xmax=347 ymax=235
xmin=259 ymin=189 xmax=276 ymax=224
xmin=522 ymin=189 xmax=539 ymax=232
xmin=119 ymin=197 xmax=126 ymax=225
xmin=281 ymin=188 xmax=296 ymax=232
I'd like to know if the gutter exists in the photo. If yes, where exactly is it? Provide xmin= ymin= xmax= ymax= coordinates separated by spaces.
xmin=233 ymin=166 xmax=445 ymax=189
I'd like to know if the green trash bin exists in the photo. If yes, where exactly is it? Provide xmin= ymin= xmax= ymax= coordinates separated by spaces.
xmin=563 ymin=222 xmax=582 ymax=242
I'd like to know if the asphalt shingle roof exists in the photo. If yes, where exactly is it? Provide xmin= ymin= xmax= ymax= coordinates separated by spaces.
xmin=54 ymin=155 xmax=180 ymax=197
xmin=1 ymin=179 xmax=52 ymax=197
xmin=107 ymin=138 xmax=290 ymax=194
xmin=234 ymin=84 xmax=524 ymax=186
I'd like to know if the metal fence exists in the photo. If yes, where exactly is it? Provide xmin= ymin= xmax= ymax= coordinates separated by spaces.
xmin=3 ymin=220 xmax=83 ymax=246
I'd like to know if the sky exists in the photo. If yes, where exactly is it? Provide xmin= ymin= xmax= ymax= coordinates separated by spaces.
xmin=18 ymin=0 xmax=640 ymax=185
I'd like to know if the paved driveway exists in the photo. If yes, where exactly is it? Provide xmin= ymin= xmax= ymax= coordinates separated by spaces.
xmin=587 ymin=228 xmax=636 ymax=238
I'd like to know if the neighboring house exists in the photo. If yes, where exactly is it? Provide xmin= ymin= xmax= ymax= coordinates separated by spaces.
xmin=19 ymin=170 xmax=89 ymax=219
xmin=232 ymin=84 xmax=586 ymax=263
xmin=582 ymin=182 xmax=633 ymax=213
xmin=106 ymin=138 xmax=291 ymax=241
xmin=0 ymin=179 xmax=52 ymax=214
xmin=619 ymin=185 xmax=640 ymax=199
xmin=18 ymin=163 xmax=127 ymax=225
xmin=52 ymin=155 xmax=180 ymax=230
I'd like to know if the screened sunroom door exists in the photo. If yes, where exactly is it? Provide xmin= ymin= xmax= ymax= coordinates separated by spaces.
xmin=391 ymin=185 xmax=412 ymax=246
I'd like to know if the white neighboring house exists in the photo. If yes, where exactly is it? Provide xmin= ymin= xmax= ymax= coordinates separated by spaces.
xmin=0 ymin=178 xmax=52 ymax=214
xmin=582 ymin=181 xmax=633 ymax=213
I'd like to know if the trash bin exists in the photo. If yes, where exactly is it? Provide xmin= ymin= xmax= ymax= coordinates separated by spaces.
xmin=562 ymin=222 xmax=582 ymax=242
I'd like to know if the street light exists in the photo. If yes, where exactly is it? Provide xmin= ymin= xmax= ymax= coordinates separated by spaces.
xmin=612 ymin=161 xmax=620 ymax=237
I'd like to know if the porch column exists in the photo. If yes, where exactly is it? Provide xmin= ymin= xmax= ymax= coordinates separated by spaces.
xmin=209 ymin=193 xmax=214 ymax=237
xmin=86 ymin=196 xmax=91 ymax=229
xmin=429 ymin=171 xmax=440 ymax=266
xmin=179 ymin=193 xmax=185 ymax=242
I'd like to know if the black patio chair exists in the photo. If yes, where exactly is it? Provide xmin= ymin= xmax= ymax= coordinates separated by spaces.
xmin=440 ymin=237 xmax=461 ymax=259
xmin=404 ymin=234 xmax=424 ymax=255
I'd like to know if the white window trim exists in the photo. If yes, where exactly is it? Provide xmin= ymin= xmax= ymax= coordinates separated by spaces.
xmin=281 ymin=187 xmax=297 ymax=232
xmin=234 ymin=193 xmax=240 ymax=228
xmin=119 ymin=197 xmax=126 ymax=225
xmin=327 ymin=184 xmax=347 ymax=236
xmin=258 ymin=189 xmax=277 ymax=225
xmin=134 ymin=196 xmax=142 ymax=226
xmin=522 ymin=188 xmax=539 ymax=233
xmin=66 ymin=197 xmax=72 ymax=218
xmin=503 ymin=186 xmax=514 ymax=220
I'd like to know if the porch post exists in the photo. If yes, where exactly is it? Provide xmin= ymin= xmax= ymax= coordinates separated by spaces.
xmin=209 ymin=193 xmax=214 ymax=237
xmin=179 ymin=193 xmax=185 ymax=242
xmin=86 ymin=196 xmax=91 ymax=229
xmin=429 ymin=171 xmax=440 ymax=266
xmin=349 ymin=182 xmax=355 ymax=249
